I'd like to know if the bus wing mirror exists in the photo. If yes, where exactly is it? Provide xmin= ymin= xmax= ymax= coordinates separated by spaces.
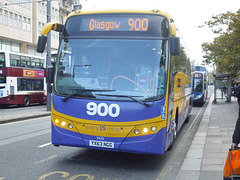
xmin=46 ymin=66 xmax=54 ymax=83
xmin=37 ymin=36 xmax=47 ymax=53
xmin=170 ymin=36 xmax=180 ymax=56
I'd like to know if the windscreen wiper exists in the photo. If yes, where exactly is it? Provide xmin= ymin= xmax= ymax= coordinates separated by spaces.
xmin=62 ymin=89 xmax=115 ymax=102
xmin=95 ymin=94 xmax=150 ymax=108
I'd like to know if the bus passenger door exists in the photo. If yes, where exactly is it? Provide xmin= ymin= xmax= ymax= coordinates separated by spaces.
xmin=165 ymin=72 xmax=174 ymax=151
xmin=10 ymin=86 xmax=14 ymax=100
xmin=167 ymin=72 xmax=174 ymax=132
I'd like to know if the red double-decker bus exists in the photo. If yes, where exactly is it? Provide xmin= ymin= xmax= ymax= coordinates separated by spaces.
xmin=0 ymin=51 xmax=45 ymax=107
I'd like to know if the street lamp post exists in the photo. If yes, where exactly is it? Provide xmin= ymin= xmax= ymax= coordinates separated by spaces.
xmin=46 ymin=0 xmax=51 ymax=111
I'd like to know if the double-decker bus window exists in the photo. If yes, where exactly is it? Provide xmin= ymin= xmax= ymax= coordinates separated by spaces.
xmin=26 ymin=80 xmax=31 ymax=90
xmin=10 ymin=54 xmax=18 ymax=67
xmin=21 ymin=56 xmax=27 ymax=67
xmin=36 ymin=80 xmax=43 ymax=90
xmin=25 ymin=57 xmax=31 ymax=68
xmin=31 ymin=58 xmax=39 ymax=68
xmin=18 ymin=78 xmax=43 ymax=91
xmin=0 ymin=53 xmax=5 ymax=67
xmin=39 ymin=59 xmax=44 ymax=69
xmin=0 ymin=75 xmax=6 ymax=83
xmin=20 ymin=79 xmax=27 ymax=90
xmin=17 ymin=79 xmax=20 ymax=90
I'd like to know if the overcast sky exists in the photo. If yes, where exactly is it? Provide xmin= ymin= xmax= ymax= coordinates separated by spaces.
xmin=81 ymin=0 xmax=240 ymax=69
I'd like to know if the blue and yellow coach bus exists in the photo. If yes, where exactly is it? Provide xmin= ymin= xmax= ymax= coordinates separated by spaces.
xmin=37 ymin=9 xmax=193 ymax=155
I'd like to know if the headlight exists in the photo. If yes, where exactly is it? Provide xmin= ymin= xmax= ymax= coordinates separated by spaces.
xmin=151 ymin=126 xmax=157 ymax=132
xmin=196 ymin=94 xmax=202 ymax=99
xmin=68 ymin=124 xmax=73 ymax=129
xmin=54 ymin=119 xmax=59 ymax=124
xmin=143 ymin=128 xmax=148 ymax=133
xmin=134 ymin=129 xmax=140 ymax=135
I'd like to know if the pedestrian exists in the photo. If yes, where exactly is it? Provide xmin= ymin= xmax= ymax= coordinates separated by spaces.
xmin=231 ymin=117 xmax=240 ymax=150
xmin=233 ymin=84 xmax=238 ymax=97
xmin=237 ymin=84 xmax=240 ymax=118
xmin=231 ymin=84 xmax=240 ymax=150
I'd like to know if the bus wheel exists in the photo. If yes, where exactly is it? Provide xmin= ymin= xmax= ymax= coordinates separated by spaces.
xmin=167 ymin=121 xmax=177 ymax=151
xmin=173 ymin=121 xmax=177 ymax=139
xmin=23 ymin=96 xmax=30 ymax=106
xmin=173 ymin=110 xmax=178 ymax=140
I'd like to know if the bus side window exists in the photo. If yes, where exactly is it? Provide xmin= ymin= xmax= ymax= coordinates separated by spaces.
xmin=10 ymin=54 xmax=18 ymax=66
xmin=32 ymin=80 xmax=36 ymax=90
xmin=26 ymin=57 xmax=31 ymax=68
xmin=17 ymin=60 xmax=21 ymax=67
xmin=21 ymin=56 xmax=26 ymax=67
xmin=39 ymin=58 xmax=44 ymax=69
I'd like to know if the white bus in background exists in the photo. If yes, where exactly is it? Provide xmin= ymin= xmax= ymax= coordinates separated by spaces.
xmin=0 ymin=51 xmax=45 ymax=107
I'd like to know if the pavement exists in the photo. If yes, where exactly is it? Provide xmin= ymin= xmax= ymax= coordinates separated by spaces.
xmin=0 ymin=91 xmax=239 ymax=180
xmin=176 ymin=93 xmax=239 ymax=180
xmin=0 ymin=105 xmax=51 ymax=124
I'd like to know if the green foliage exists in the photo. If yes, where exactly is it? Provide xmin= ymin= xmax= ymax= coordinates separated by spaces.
xmin=171 ymin=45 xmax=191 ymax=76
xmin=201 ymin=9 xmax=240 ymax=79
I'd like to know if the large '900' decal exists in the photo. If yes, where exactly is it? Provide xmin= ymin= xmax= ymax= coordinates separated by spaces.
xmin=87 ymin=102 xmax=120 ymax=117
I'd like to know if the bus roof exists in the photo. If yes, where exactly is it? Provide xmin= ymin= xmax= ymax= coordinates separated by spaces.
xmin=67 ymin=9 xmax=171 ymax=22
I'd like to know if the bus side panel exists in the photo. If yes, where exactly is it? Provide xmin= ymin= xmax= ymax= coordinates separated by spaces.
xmin=164 ymin=103 xmax=190 ymax=150
xmin=0 ymin=93 xmax=44 ymax=105
xmin=28 ymin=93 xmax=44 ymax=103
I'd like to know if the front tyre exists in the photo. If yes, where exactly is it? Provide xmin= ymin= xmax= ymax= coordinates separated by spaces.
xmin=23 ymin=96 xmax=30 ymax=106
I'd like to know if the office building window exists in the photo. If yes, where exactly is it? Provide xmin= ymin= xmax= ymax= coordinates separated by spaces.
xmin=23 ymin=17 xmax=26 ymax=30
xmin=4 ymin=10 xmax=8 ymax=25
xmin=11 ymin=42 xmax=20 ymax=52
xmin=9 ymin=12 xmax=13 ymax=26
xmin=38 ymin=22 xmax=41 ymax=35
xmin=0 ymin=9 xmax=2 ymax=24
xmin=27 ymin=18 xmax=31 ymax=31
xmin=18 ymin=15 xmax=22 ymax=29
xmin=13 ymin=14 xmax=18 ymax=28
xmin=2 ymin=40 xmax=10 ymax=51
xmin=0 ymin=40 xmax=20 ymax=52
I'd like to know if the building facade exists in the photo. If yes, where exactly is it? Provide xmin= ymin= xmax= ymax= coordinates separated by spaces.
xmin=0 ymin=0 xmax=75 ymax=57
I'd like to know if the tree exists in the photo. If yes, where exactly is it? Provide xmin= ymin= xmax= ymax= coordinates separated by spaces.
xmin=201 ymin=9 xmax=240 ymax=79
xmin=171 ymin=45 xmax=191 ymax=77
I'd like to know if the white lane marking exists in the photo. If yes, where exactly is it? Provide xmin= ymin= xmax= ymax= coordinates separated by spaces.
xmin=38 ymin=142 xmax=52 ymax=148
xmin=35 ymin=155 xmax=57 ymax=164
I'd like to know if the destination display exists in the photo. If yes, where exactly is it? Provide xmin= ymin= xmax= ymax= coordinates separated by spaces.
xmin=80 ymin=17 xmax=149 ymax=32
xmin=65 ymin=14 xmax=169 ymax=37
xmin=194 ymin=73 xmax=203 ymax=78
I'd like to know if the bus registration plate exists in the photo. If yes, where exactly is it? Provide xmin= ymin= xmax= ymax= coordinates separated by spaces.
xmin=89 ymin=140 xmax=114 ymax=149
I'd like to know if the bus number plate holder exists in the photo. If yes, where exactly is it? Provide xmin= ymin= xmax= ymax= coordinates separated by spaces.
xmin=89 ymin=140 xmax=114 ymax=149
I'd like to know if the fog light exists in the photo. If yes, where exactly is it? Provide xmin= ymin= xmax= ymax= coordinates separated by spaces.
xmin=143 ymin=128 xmax=148 ymax=133
xmin=151 ymin=126 xmax=157 ymax=132
xmin=134 ymin=129 xmax=140 ymax=135
xmin=68 ymin=124 xmax=73 ymax=129
xmin=61 ymin=121 xmax=66 ymax=126
xmin=55 ymin=119 xmax=59 ymax=124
